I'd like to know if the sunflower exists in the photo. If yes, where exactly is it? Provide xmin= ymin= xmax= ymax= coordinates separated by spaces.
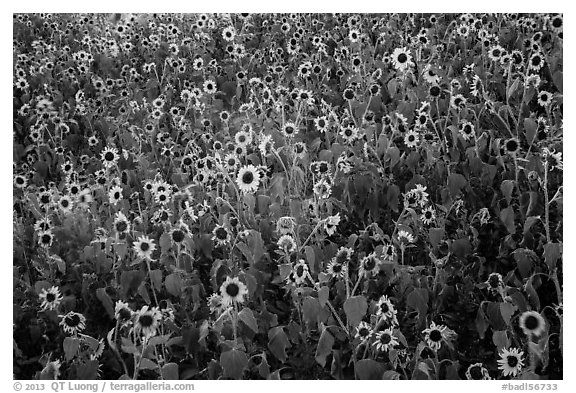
xmin=108 ymin=185 xmax=123 ymax=205
xmin=485 ymin=273 xmax=504 ymax=296
xmin=313 ymin=178 xmax=332 ymax=199
xmin=422 ymin=66 xmax=440 ymax=84
xmin=236 ymin=164 xmax=261 ymax=194
xmin=422 ymin=321 xmax=456 ymax=351
xmin=340 ymin=126 xmax=359 ymax=144
xmin=465 ymin=363 xmax=491 ymax=380
xmin=170 ymin=227 xmax=187 ymax=245
xmin=450 ymin=94 xmax=467 ymax=110
xmin=359 ymin=253 xmax=381 ymax=278
xmin=324 ymin=213 xmax=341 ymax=236
xmin=293 ymin=142 xmax=307 ymax=159
xmin=13 ymin=174 xmax=27 ymax=189
xmin=355 ymin=321 xmax=373 ymax=341
xmin=519 ymin=310 xmax=546 ymax=337
xmin=60 ymin=311 xmax=87 ymax=335
xmin=314 ymin=116 xmax=329 ymax=133
xmin=391 ymin=47 xmax=412 ymax=72
xmin=235 ymin=129 xmax=252 ymax=147
xmin=470 ymin=75 xmax=483 ymax=97
xmin=101 ymin=146 xmax=119 ymax=168
xmin=212 ymin=224 xmax=231 ymax=246
xmin=397 ymin=230 xmax=415 ymax=246
xmin=277 ymin=234 xmax=297 ymax=253
xmin=58 ymin=195 xmax=74 ymax=213
xmin=291 ymin=259 xmax=309 ymax=285
xmin=404 ymin=130 xmax=419 ymax=148
xmin=114 ymin=300 xmax=133 ymax=324
xmin=133 ymin=235 xmax=156 ymax=260
xmin=373 ymin=328 xmax=399 ymax=352
xmin=38 ymin=230 xmax=54 ymax=248
xmin=276 ymin=216 xmax=296 ymax=235
xmin=421 ymin=206 xmax=436 ymax=225
xmin=203 ymin=79 xmax=217 ymax=94
xmin=282 ymin=122 xmax=298 ymax=138
xmin=222 ymin=26 xmax=236 ymax=41
xmin=459 ymin=121 xmax=475 ymax=141
xmin=76 ymin=188 xmax=93 ymax=209
xmin=537 ymin=90 xmax=552 ymax=107
xmin=503 ymin=138 xmax=520 ymax=155
xmin=497 ymin=347 xmax=525 ymax=377
xmin=529 ymin=52 xmax=544 ymax=71
xmin=488 ymin=45 xmax=504 ymax=62
xmin=326 ymin=259 xmax=347 ymax=279
xmin=549 ymin=14 xmax=563 ymax=33
xmin=375 ymin=295 xmax=398 ymax=325
xmin=114 ymin=211 xmax=130 ymax=234
xmin=134 ymin=305 xmax=162 ymax=339
xmin=220 ymin=276 xmax=249 ymax=307
xmin=39 ymin=286 xmax=63 ymax=311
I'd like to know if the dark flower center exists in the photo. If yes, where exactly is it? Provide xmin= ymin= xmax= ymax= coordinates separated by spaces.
xmin=242 ymin=171 xmax=254 ymax=184
xmin=42 ymin=234 xmax=51 ymax=243
xmin=139 ymin=314 xmax=154 ymax=327
xmin=397 ymin=53 xmax=408 ymax=63
xmin=46 ymin=293 xmax=56 ymax=302
xmin=119 ymin=308 xmax=131 ymax=321
xmin=216 ymin=227 xmax=228 ymax=240
xmin=380 ymin=333 xmax=392 ymax=344
xmin=104 ymin=152 xmax=114 ymax=161
xmin=359 ymin=327 xmax=369 ymax=337
xmin=524 ymin=315 xmax=539 ymax=330
xmin=507 ymin=355 xmax=518 ymax=367
xmin=380 ymin=303 xmax=389 ymax=314
xmin=116 ymin=221 xmax=128 ymax=232
xmin=429 ymin=329 xmax=442 ymax=342
xmin=172 ymin=230 xmax=185 ymax=243
xmin=41 ymin=195 xmax=50 ymax=204
xmin=140 ymin=242 xmax=150 ymax=252
xmin=430 ymin=86 xmax=440 ymax=97
xmin=225 ymin=283 xmax=240 ymax=297
xmin=364 ymin=258 xmax=376 ymax=270
xmin=469 ymin=366 xmax=484 ymax=380
xmin=285 ymin=126 xmax=294 ymax=134
xmin=332 ymin=263 xmax=342 ymax=273
xmin=488 ymin=275 xmax=500 ymax=288
xmin=506 ymin=140 xmax=518 ymax=152
xmin=65 ymin=314 xmax=81 ymax=327
xmin=296 ymin=265 xmax=305 ymax=277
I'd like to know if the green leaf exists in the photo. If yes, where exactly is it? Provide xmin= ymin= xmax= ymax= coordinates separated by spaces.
xmin=96 ymin=288 xmax=114 ymax=319
xmin=513 ymin=248 xmax=536 ymax=278
xmin=500 ymin=302 xmax=517 ymax=326
xmin=268 ymin=327 xmax=291 ymax=363
xmin=493 ymin=330 xmax=509 ymax=350
xmin=238 ymin=307 xmax=258 ymax=334
xmin=355 ymin=359 xmax=385 ymax=380
xmin=220 ymin=349 xmax=248 ymax=380
xmin=500 ymin=180 xmax=515 ymax=204
xmin=165 ymin=273 xmax=183 ymax=297
xmin=343 ymin=296 xmax=368 ymax=327
xmin=507 ymin=78 xmax=520 ymax=100
xmin=161 ymin=363 xmax=179 ymax=380
xmin=552 ymin=70 xmax=563 ymax=94
xmin=543 ymin=242 xmax=562 ymax=270
xmin=315 ymin=328 xmax=334 ymax=367
xmin=500 ymin=206 xmax=516 ymax=234
xmin=407 ymin=288 xmax=429 ymax=328
xmin=318 ymin=286 xmax=329 ymax=308
xmin=63 ymin=337 xmax=79 ymax=361
xmin=476 ymin=305 xmax=489 ymax=339
xmin=524 ymin=118 xmax=538 ymax=145
xmin=429 ymin=227 xmax=444 ymax=248
xmin=305 ymin=246 xmax=316 ymax=274
xmin=149 ymin=269 xmax=163 ymax=292
xmin=302 ymin=296 xmax=321 ymax=326
xmin=447 ymin=173 xmax=467 ymax=198
xmin=139 ymin=358 xmax=158 ymax=371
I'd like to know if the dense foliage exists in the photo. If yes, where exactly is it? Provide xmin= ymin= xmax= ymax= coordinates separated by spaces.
xmin=13 ymin=13 xmax=563 ymax=380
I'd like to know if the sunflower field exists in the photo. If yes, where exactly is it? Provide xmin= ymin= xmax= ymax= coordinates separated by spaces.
xmin=13 ymin=13 xmax=563 ymax=381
